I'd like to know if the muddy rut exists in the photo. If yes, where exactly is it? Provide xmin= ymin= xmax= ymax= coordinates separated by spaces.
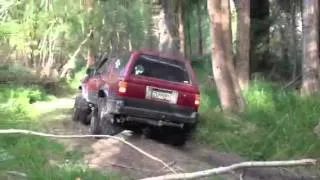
xmin=35 ymin=97 xmax=319 ymax=180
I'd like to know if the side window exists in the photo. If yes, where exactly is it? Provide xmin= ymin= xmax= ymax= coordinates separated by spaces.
xmin=110 ymin=53 xmax=130 ymax=76
xmin=97 ymin=60 xmax=110 ymax=74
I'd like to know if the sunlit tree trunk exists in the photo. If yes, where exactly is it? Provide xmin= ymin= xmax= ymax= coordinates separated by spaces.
xmin=301 ymin=0 xmax=320 ymax=95
xmin=234 ymin=0 xmax=250 ymax=90
xmin=186 ymin=2 xmax=192 ymax=57
xmin=84 ymin=0 xmax=95 ymax=68
xmin=178 ymin=0 xmax=186 ymax=56
xmin=288 ymin=2 xmax=298 ymax=80
xmin=196 ymin=1 xmax=203 ymax=55
xmin=207 ymin=0 xmax=245 ymax=112
xmin=156 ymin=0 xmax=179 ymax=54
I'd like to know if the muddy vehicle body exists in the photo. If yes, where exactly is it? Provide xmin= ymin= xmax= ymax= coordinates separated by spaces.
xmin=73 ymin=49 xmax=200 ymax=145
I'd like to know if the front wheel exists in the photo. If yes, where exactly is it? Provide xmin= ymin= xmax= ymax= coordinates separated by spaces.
xmin=72 ymin=94 xmax=90 ymax=124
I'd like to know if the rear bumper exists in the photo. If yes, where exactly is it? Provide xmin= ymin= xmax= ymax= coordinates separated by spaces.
xmin=104 ymin=97 xmax=199 ymax=128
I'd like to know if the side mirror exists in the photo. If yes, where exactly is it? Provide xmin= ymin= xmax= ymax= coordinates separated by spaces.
xmin=86 ymin=68 xmax=94 ymax=76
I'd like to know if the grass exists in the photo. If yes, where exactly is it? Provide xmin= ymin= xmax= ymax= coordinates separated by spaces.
xmin=67 ymin=67 xmax=86 ymax=90
xmin=192 ymin=57 xmax=320 ymax=161
xmin=0 ymin=83 xmax=120 ymax=179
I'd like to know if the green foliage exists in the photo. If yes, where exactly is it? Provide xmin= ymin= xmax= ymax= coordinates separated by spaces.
xmin=0 ymin=61 xmax=117 ymax=178
xmin=195 ymin=79 xmax=320 ymax=160
xmin=0 ymin=84 xmax=52 ymax=113
xmin=0 ymin=131 xmax=118 ymax=180
xmin=0 ymin=0 xmax=151 ymax=78
xmin=0 ymin=63 xmax=77 ymax=99
xmin=191 ymin=54 xmax=212 ymax=81
xmin=0 ymin=85 xmax=119 ymax=179
xmin=0 ymin=64 xmax=37 ymax=83
xmin=67 ymin=67 xmax=86 ymax=90
xmin=185 ymin=0 xmax=211 ymax=55
xmin=192 ymin=56 xmax=320 ymax=160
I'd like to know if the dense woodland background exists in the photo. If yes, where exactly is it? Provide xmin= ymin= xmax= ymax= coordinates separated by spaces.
xmin=0 ymin=0 xmax=320 ymax=179
xmin=1 ymin=0 xmax=319 ymax=108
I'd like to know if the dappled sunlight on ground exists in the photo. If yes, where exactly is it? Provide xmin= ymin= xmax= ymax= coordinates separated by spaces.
xmin=32 ymin=97 xmax=74 ymax=116
xmin=29 ymin=96 xmax=320 ymax=180
xmin=30 ymin=97 xmax=225 ymax=179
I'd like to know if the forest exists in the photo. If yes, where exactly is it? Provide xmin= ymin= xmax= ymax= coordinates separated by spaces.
xmin=0 ymin=0 xmax=320 ymax=179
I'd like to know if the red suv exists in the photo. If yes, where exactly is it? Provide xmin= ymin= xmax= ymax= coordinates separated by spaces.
xmin=72 ymin=49 xmax=200 ymax=145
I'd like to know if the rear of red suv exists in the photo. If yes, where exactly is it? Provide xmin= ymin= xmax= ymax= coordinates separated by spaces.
xmin=97 ymin=50 xmax=200 ymax=145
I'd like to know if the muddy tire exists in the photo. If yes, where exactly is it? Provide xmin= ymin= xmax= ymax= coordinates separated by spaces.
xmin=170 ymin=126 xmax=195 ymax=146
xmin=170 ymin=132 xmax=189 ymax=146
xmin=98 ymin=98 xmax=122 ymax=135
xmin=73 ymin=108 xmax=90 ymax=124
xmin=100 ymin=114 xmax=123 ymax=135
xmin=89 ymin=107 xmax=101 ymax=136
xmin=72 ymin=94 xmax=90 ymax=124
xmin=72 ymin=95 xmax=81 ymax=122
xmin=72 ymin=107 xmax=80 ymax=122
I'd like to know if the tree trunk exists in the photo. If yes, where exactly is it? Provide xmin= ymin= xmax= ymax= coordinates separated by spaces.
xmin=186 ymin=2 xmax=192 ymax=57
xmin=157 ymin=0 xmax=179 ymax=54
xmin=86 ymin=29 xmax=95 ymax=68
xmin=234 ymin=0 xmax=250 ymax=90
xmin=250 ymin=0 xmax=270 ymax=74
xmin=178 ymin=0 xmax=186 ymax=56
xmin=196 ymin=1 xmax=203 ymax=55
xmin=85 ymin=0 xmax=95 ymax=68
xmin=301 ymin=0 xmax=320 ymax=95
xmin=207 ymin=0 xmax=245 ymax=112
xmin=289 ymin=2 xmax=298 ymax=80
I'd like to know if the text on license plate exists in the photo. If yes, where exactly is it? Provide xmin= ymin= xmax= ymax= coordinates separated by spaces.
xmin=151 ymin=90 xmax=172 ymax=101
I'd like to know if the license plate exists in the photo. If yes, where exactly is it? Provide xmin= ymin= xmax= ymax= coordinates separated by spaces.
xmin=146 ymin=86 xmax=177 ymax=103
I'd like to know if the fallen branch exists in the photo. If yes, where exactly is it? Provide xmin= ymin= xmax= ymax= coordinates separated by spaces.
xmin=140 ymin=159 xmax=319 ymax=180
xmin=146 ymin=161 xmax=177 ymax=177
xmin=104 ymin=162 xmax=154 ymax=173
xmin=5 ymin=171 xmax=27 ymax=177
xmin=282 ymin=75 xmax=302 ymax=89
xmin=0 ymin=129 xmax=176 ymax=174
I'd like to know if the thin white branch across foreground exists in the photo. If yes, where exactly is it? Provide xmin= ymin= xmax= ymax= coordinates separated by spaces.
xmin=140 ymin=159 xmax=319 ymax=180
xmin=0 ymin=129 xmax=177 ymax=174
xmin=1 ymin=129 xmax=319 ymax=180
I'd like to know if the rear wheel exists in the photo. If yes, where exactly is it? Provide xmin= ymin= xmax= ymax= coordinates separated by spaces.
xmin=99 ymin=114 xmax=123 ymax=135
xmin=170 ymin=131 xmax=190 ymax=146
xmin=170 ymin=125 xmax=195 ymax=146
xmin=89 ymin=107 xmax=101 ymax=135
xmin=96 ymin=98 xmax=123 ymax=136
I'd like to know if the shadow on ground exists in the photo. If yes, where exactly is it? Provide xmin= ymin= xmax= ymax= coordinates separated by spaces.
xmin=33 ymin=97 xmax=231 ymax=180
xmin=34 ymin=97 xmax=320 ymax=180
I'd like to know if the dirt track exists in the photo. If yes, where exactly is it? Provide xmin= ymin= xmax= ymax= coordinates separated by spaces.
xmin=35 ymin=97 xmax=320 ymax=180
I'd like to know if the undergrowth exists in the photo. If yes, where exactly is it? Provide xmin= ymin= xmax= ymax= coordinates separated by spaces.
xmin=0 ymin=68 xmax=119 ymax=179
xmin=192 ymin=57 xmax=320 ymax=161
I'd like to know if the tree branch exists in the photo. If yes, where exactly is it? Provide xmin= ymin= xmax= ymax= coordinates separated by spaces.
xmin=140 ymin=159 xmax=319 ymax=180
xmin=59 ymin=29 xmax=94 ymax=78
xmin=4 ymin=171 xmax=27 ymax=178
xmin=0 ymin=129 xmax=177 ymax=174
xmin=282 ymin=74 xmax=302 ymax=89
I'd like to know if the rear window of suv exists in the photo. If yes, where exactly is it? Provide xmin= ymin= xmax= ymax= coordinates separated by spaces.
xmin=131 ymin=54 xmax=191 ymax=84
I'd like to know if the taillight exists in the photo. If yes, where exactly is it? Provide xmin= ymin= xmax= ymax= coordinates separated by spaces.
xmin=195 ymin=94 xmax=200 ymax=107
xmin=118 ymin=81 xmax=127 ymax=94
